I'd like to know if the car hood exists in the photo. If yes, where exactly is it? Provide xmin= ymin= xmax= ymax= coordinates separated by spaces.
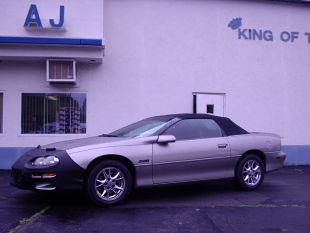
xmin=42 ymin=136 xmax=158 ymax=151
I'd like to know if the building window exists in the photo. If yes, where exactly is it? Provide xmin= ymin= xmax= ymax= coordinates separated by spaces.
xmin=0 ymin=93 xmax=3 ymax=133
xmin=21 ymin=93 xmax=86 ymax=134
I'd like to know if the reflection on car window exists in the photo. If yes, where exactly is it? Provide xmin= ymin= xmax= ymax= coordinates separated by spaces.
xmin=163 ymin=119 xmax=223 ymax=140
xmin=109 ymin=117 xmax=173 ymax=138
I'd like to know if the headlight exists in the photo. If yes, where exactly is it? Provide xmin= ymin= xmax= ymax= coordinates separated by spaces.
xmin=32 ymin=156 xmax=59 ymax=166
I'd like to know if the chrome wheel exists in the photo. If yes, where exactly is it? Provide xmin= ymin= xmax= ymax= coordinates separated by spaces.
xmin=242 ymin=160 xmax=262 ymax=187
xmin=95 ymin=167 xmax=126 ymax=201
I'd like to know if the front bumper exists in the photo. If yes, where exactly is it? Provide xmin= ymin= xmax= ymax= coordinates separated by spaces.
xmin=11 ymin=148 xmax=85 ymax=191
xmin=266 ymin=151 xmax=286 ymax=172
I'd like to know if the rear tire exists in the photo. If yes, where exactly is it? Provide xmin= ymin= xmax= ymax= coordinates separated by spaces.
xmin=235 ymin=154 xmax=265 ymax=191
xmin=86 ymin=160 xmax=132 ymax=206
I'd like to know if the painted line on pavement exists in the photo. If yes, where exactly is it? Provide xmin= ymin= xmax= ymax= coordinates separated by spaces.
xmin=8 ymin=205 xmax=50 ymax=233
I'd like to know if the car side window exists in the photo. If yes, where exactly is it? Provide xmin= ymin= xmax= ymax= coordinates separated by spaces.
xmin=162 ymin=119 xmax=223 ymax=141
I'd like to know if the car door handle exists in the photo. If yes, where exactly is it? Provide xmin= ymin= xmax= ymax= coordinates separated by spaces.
xmin=218 ymin=144 xmax=228 ymax=149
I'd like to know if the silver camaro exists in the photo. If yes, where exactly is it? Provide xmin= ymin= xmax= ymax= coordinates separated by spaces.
xmin=11 ymin=114 xmax=286 ymax=206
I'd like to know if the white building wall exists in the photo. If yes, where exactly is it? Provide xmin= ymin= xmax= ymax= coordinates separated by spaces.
xmin=0 ymin=0 xmax=310 ymax=163
xmin=101 ymin=0 xmax=310 ymax=146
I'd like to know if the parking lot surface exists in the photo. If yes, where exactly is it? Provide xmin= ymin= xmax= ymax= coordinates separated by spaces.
xmin=1 ymin=166 xmax=310 ymax=233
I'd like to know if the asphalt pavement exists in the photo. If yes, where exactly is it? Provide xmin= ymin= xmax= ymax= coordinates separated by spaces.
xmin=1 ymin=166 xmax=310 ymax=233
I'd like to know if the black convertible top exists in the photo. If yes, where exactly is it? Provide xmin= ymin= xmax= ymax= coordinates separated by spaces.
xmin=154 ymin=113 xmax=248 ymax=136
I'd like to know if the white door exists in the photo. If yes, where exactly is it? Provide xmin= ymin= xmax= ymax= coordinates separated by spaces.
xmin=194 ymin=93 xmax=225 ymax=116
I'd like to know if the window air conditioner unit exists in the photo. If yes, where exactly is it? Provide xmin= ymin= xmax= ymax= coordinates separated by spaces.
xmin=47 ymin=59 xmax=76 ymax=83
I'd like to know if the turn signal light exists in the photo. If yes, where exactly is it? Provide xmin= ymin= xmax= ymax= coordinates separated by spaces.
xmin=42 ymin=173 xmax=56 ymax=178
xmin=32 ymin=173 xmax=56 ymax=179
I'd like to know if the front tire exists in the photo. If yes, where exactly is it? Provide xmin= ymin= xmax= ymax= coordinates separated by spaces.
xmin=235 ymin=154 xmax=265 ymax=191
xmin=86 ymin=160 xmax=133 ymax=206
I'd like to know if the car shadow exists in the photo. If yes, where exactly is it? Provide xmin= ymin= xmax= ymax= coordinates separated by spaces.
xmin=12 ymin=179 xmax=237 ymax=208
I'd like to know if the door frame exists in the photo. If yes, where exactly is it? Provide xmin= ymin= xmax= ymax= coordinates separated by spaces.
xmin=192 ymin=92 xmax=226 ymax=116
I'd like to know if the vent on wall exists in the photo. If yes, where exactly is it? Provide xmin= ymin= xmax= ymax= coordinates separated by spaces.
xmin=47 ymin=59 xmax=76 ymax=83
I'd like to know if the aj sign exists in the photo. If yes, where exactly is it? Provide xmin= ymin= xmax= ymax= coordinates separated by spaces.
xmin=24 ymin=4 xmax=65 ymax=29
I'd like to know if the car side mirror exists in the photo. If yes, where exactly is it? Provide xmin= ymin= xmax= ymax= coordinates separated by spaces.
xmin=157 ymin=135 xmax=176 ymax=144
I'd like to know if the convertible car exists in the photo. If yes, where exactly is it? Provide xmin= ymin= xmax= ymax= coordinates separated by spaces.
xmin=11 ymin=114 xmax=286 ymax=206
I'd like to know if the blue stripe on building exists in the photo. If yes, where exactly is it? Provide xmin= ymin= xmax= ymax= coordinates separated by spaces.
xmin=0 ymin=147 xmax=33 ymax=169
xmin=0 ymin=36 xmax=103 ymax=46
xmin=282 ymin=145 xmax=310 ymax=165
xmin=0 ymin=145 xmax=309 ymax=169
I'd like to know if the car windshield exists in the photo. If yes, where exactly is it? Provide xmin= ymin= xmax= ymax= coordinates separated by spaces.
xmin=107 ymin=117 xmax=174 ymax=138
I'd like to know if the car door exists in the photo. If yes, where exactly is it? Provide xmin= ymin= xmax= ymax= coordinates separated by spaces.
xmin=152 ymin=118 xmax=232 ymax=184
